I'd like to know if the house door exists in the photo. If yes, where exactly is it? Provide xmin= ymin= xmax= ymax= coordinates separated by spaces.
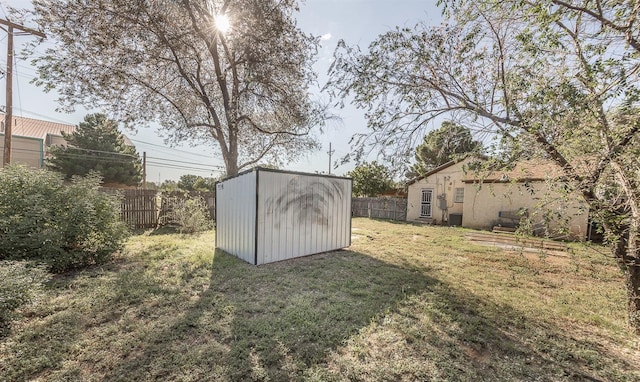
xmin=420 ymin=189 xmax=433 ymax=218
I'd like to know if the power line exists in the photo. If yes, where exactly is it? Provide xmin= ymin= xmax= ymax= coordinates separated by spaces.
xmin=131 ymin=141 xmax=218 ymax=163
xmin=63 ymin=146 xmax=139 ymax=158
xmin=145 ymin=161 xmax=219 ymax=173
xmin=1 ymin=18 xmax=45 ymax=166
xmin=45 ymin=152 xmax=138 ymax=165
xmin=5 ymin=134 xmax=226 ymax=169
xmin=129 ymin=138 xmax=216 ymax=159
xmin=146 ymin=155 xmax=224 ymax=168
xmin=4 ymin=106 xmax=227 ymax=170
xmin=8 ymin=147 xmax=219 ymax=174
xmin=8 ymin=107 xmax=76 ymax=125
xmin=0 ymin=59 xmax=36 ymax=74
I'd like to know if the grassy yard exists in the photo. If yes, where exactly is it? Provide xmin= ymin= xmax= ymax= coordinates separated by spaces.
xmin=1 ymin=218 xmax=639 ymax=381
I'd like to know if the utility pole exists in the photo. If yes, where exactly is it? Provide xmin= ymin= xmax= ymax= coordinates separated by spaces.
xmin=0 ymin=19 xmax=45 ymax=167
xmin=327 ymin=142 xmax=334 ymax=175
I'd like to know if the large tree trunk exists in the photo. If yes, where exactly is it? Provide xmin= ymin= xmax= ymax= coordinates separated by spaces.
xmin=626 ymin=263 xmax=640 ymax=332
xmin=607 ymin=163 xmax=640 ymax=332
xmin=224 ymin=153 xmax=239 ymax=177
xmin=612 ymin=228 xmax=640 ymax=333
xmin=223 ymin=145 xmax=239 ymax=177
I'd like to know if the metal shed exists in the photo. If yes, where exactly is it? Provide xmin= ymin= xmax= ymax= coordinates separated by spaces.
xmin=215 ymin=167 xmax=352 ymax=265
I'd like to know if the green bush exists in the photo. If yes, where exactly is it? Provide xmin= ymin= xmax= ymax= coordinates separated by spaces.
xmin=0 ymin=261 xmax=48 ymax=335
xmin=172 ymin=195 xmax=212 ymax=234
xmin=0 ymin=165 xmax=129 ymax=272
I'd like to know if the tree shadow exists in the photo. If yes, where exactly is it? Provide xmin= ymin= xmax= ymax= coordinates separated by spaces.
xmin=102 ymin=248 xmax=637 ymax=381
xmin=212 ymin=249 xmax=437 ymax=380
xmin=349 ymin=277 xmax=630 ymax=382
xmin=92 ymin=248 xmax=435 ymax=380
xmin=5 ymin=245 xmax=638 ymax=381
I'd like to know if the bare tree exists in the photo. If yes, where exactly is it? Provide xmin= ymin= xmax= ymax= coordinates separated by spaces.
xmin=27 ymin=0 xmax=325 ymax=176
xmin=327 ymin=0 xmax=640 ymax=331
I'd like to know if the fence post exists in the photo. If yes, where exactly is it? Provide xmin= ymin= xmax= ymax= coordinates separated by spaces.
xmin=394 ymin=199 xmax=397 ymax=220
xmin=368 ymin=201 xmax=371 ymax=218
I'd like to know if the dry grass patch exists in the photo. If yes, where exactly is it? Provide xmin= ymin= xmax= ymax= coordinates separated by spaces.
xmin=1 ymin=219 xmax=639 ymax=381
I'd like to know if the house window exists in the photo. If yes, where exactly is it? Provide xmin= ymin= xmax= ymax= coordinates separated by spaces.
xmin=420 ymin=189 xmax=433 ymax=218
xmin=454 ymin=188 xmax=464 ymax=203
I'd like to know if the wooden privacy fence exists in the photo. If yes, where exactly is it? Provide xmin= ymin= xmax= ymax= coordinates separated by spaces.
xmin=352 ymin=197 xmax=407 ymax=221
xmin=158 ymin=191 xmax=216 ymax=227
xmin=101 ymin=189 xmax=215 ymax=229
xmin=107 ymin=191 xmax=407 ymax=227
xmin=120 ymin=189 xmax=159 ymax=229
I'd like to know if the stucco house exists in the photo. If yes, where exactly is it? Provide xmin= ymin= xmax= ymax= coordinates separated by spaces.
xmin=406 ymin=157 xmax=473 ymax=225
xmin=406 ymin=156 xmax=589 ymax=239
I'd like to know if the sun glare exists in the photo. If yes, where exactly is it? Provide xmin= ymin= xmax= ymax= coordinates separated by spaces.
xmin=214 ymin=14 xmax=231 ymax=34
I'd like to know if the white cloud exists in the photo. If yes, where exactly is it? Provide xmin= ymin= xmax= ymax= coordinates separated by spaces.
xmin=320 ymin=33 xmax=332 ymax=41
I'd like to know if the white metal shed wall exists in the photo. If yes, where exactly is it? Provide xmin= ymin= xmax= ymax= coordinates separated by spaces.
xmin=215 ymin=170 xmax=256 ymax=264
xmin=256 ymin=171 xmax=352 ymax=265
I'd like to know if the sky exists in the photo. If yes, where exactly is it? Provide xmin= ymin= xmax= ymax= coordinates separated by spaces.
xmin=0 ymin=0 xmax=443 ymax=182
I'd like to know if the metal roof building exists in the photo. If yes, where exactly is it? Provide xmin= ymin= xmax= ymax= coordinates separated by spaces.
xmin=215 ymin=167 xmax=352 ymax=265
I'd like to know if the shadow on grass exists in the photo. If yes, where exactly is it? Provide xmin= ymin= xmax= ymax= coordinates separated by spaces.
xmin=103 ymin=249 xmax=637 ymax=381
xmin=214 ymin=249 xmax=437 ymax=380
xmin=3 ymin=245 xmax=637 ymax=381
xmin=93 ymin=248 xmax=435 ymax=381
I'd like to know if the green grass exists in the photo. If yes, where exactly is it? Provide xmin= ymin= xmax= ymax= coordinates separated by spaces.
xmin=1 ymin=219 xmax=639 ymax=381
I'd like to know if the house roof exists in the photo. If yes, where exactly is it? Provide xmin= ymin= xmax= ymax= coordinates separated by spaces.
xmin=406 ymin=159 xmax=459 ymax=186
xmin=0 ymin=114 xmax=134 ymax=146
xmin=462 ymin=158 xmax=564 ymax=183
xmin=406 ymin=154 xmax=568 ymax=185
xmin=406 ymin=154 xmax=487 ymax=186
xmin=0 ymin=114 xmax=75 ymax=139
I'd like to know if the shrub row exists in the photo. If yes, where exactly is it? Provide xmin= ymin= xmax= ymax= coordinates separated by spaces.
xmin=0 ymin=165 xmax=129 ymax=273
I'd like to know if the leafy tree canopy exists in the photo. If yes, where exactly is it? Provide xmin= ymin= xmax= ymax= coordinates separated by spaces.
xmin=47 ymin=113 xmax=142 ymax=186
xmin=328 ymin=1 xmax=640 ymax=330
xmin=159 ymin=180 xmax=179 ymax=192
xmin=347 ymin=161 xmax=395 ymax=197
xmin=177 ymin=174 xmax=201 ymax=192
xmin=408 ymin=121 xmax=482 ymax=178
xmin=193 ymin=177 xmax=217 ymax=193
xmin=178 ymin=174 xmax=217 ymax=192
xmin=27 ymin=0 xmax=326 ymax=176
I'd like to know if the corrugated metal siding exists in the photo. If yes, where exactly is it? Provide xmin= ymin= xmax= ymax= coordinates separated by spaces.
xmin=215 ymin=171 xmax=257 ymax=264
xmin=256 ymin=171 xmax=352 ymax=265
xmin=0 ymin=134 xmax=43 ymax=168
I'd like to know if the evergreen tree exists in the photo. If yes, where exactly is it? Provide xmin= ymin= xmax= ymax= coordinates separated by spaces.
xmin=408 ymin=122 xmax=481 ymax=178
xmin=47 ymin=114 xmax=142 ymax=186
